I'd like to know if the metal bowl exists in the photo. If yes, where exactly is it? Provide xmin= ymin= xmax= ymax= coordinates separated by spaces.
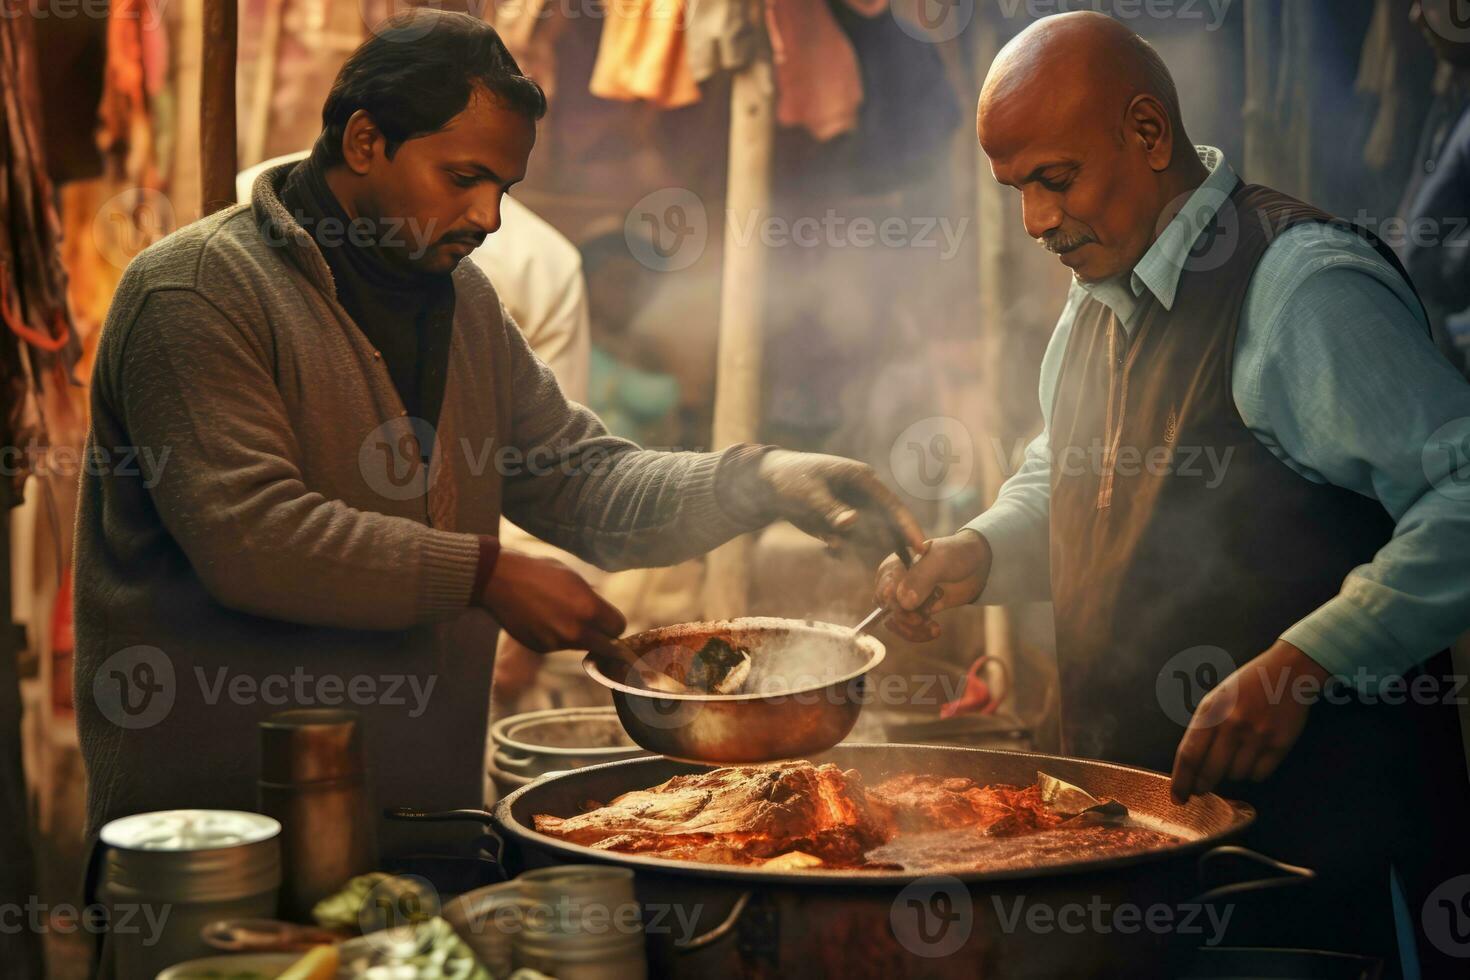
xmin=582 ymin=617 xmax=885 ymax=764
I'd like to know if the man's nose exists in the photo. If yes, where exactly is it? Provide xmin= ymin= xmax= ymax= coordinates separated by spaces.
xmin=464 ymin=191 xmax=503 ymax=236
xmin=1020 ymin=188 xmax=1063 ymax=241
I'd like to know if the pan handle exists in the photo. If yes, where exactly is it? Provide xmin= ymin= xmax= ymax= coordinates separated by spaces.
xmin=1190 ymin=845 xmax=1316 ymax=905
xmin=384 ymin=806 xmax=497 ymax=823
xmin=674 ymin=889 xmax=754 ymax=952
xmin=382 ymin=806 xmax=506 ymax=868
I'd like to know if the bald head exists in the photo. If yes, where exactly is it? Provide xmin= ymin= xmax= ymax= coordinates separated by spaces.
xmin=980 ymin=11 xmax=1186 ymax=162
xmin=977 ymin=12 xmax=1205 ymax=284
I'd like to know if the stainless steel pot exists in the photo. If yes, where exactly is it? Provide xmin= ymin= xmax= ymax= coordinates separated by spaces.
xmin=583 ymin=617 xmax=885 ymax=764
xmin=489 ymin=707 xmax=650 ymax=798
xmin=490 ymin=743 xmax=1310 ymax=980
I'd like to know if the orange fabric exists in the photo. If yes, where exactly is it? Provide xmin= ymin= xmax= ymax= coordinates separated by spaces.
xmin=590 ymin=0 xmax=701 ymax=109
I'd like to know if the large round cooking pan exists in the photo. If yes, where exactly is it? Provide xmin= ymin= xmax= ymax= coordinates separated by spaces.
xmin=486 ymin=743 xmax=1307 ymax=979
xmin=496 ymin=742 xmax=1253 ymax=885
xmin=583 ymin=617 xmax=885 ymax=764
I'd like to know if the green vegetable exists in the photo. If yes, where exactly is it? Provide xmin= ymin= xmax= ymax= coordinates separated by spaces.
xmin=312 ymin=873 xmax=436 ymax=934
xmin=339 ymin=917 xmax=490 ymax=980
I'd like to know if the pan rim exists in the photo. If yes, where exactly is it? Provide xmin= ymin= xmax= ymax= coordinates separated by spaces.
xmin=583 ymin=616 xmax=886 ymax=702
xmin=493 ymin=742 xmax=1258 ymax=886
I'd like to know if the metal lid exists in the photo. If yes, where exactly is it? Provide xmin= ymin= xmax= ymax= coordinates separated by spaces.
xmin=100 ymin=810 xmax=282 ymax=903
xmin=100 ymin=809 xmax=280 ymax=851
xmin=258 ymin=708 xmax=366 ymax=785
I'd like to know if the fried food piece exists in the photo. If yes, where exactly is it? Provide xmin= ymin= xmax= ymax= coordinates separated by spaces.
xmin=534 ymin=762 xmax=893 ymax=866
xmin=867 ymin=774 xmax=1065 ymax=836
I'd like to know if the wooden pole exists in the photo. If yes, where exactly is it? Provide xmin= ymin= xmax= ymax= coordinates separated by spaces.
xmin=244 ymin=0 xmax=288 ymax=167
xmin=1241 ymin=0 xmax=1273 ymax=185
xmin=200 ymin=0 xmax=238 ymax=215
xmin=701 ymin=26 xmax=775 ymax=620
xmin=972 ymin=15 xmax=1026 ymax=721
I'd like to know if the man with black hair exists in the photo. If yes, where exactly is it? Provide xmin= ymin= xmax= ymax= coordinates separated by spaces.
xmin=74 ymin=10 xmax=922 ymax=854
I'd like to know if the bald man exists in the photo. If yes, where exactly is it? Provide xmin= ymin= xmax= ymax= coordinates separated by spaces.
xmin=879 ymin=12 xmax=1470 ymax=972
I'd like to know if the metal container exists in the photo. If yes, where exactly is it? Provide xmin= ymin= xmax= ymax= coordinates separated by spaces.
xmin=513 ymin=866 xmax=646 ymax=980
xmin=100 ymin=810 xmax=281 ymax=980
xmin=492 ymin=744 xmax=1303 ymax=979
xmin=583 ymin=617 xmax=885 ymax=764
xmin=444 ymin=866 xmax=646 ymax=980
xmin=258 ymin=709 xmax=376 ymax=919
xmin=488 ymin=707 xmax=649 ymax=799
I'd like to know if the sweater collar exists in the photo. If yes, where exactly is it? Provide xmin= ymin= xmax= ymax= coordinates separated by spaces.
xmin=250 ymin=155 xmax=455 ymax=299
xmin=279 ymin=152 xmax=452 ymax=296
xmin=251 ymin=161 xmax=339 ymax=296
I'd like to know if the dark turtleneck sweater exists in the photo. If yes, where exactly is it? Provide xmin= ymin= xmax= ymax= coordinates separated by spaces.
xmin=280 ymin=151 xmax=455 ymax=439
xmin=280 ymin=150 xmax=495 ymax=594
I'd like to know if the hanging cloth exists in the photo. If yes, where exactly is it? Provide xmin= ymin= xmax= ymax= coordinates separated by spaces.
xmin=685 ymin=0 xmax=758 ymax=83
xmin=590 ymin=0 xmax=702 ymax=109
xmin=764 ymin=0 xmax=864 ymax=140
xmin=490 ymin=0 xmax=567 ymax=102
xmin=0 ymin=8 xmax=81 ymax=438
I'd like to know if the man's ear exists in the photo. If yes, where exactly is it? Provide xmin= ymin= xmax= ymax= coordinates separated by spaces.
xmin=340 ymin=109 xmax=383 ymax=176
xmin=1126 ymin=94 xmax=1173 ymax=173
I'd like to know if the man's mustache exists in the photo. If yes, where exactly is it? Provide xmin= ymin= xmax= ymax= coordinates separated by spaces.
xmin=437 ymin=233 xmax=487 ymax=248
xmin=1038 ymin=230 xmax=1097 ymax=254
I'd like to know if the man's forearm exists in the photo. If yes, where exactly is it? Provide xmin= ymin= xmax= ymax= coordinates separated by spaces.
xmin=502 ymin=442 xmax=770 ymax=572
xmin=961 ymin=432 xmax=1054 ymax=605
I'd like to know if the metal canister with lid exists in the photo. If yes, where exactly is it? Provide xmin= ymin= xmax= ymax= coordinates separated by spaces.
xmin=99 ymin=809 xmax=281 ymax=979
xmin=258 ymin=708 xmax=376 ymax=920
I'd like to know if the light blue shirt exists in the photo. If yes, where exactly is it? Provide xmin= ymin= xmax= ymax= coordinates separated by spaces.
xmin=966 ymin=147 xmax=1470 ymax=686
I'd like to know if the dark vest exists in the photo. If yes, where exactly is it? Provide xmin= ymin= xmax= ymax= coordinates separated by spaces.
xmin=1048 ymin=183 xmax=1399 ymax=768
xmin=1047 ymin=182 xmax=1470 ymax=967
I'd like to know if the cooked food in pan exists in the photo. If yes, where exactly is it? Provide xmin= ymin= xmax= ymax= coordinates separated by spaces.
xmin=532 ymin=761 xmax=1179 ymax=873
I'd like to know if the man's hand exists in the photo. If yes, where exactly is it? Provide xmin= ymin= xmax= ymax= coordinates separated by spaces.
xmin=491 ymin=636 xmax=543 ymax=707
xmin=480 ymin=550 xmax=627 ymax=657
xmin=874 ymin=529 xmax=993 ymax=642
xmin=750 ymin=449 xmax=925 ymax=552
xmin=1170 ymin=640 xmax=1328 ymax=803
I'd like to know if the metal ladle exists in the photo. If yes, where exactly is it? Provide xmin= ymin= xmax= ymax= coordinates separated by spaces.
xmin=853 ymin=530 xmax=941 ymax=637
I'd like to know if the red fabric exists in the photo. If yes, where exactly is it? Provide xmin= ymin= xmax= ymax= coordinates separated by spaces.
xmin=940 ymin=655 xmax=1006 ymax=719
xmin=764 ymin=0 xmax=863 ymax=141
xmin=470 ymin=535 xmax=501 ymax=605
